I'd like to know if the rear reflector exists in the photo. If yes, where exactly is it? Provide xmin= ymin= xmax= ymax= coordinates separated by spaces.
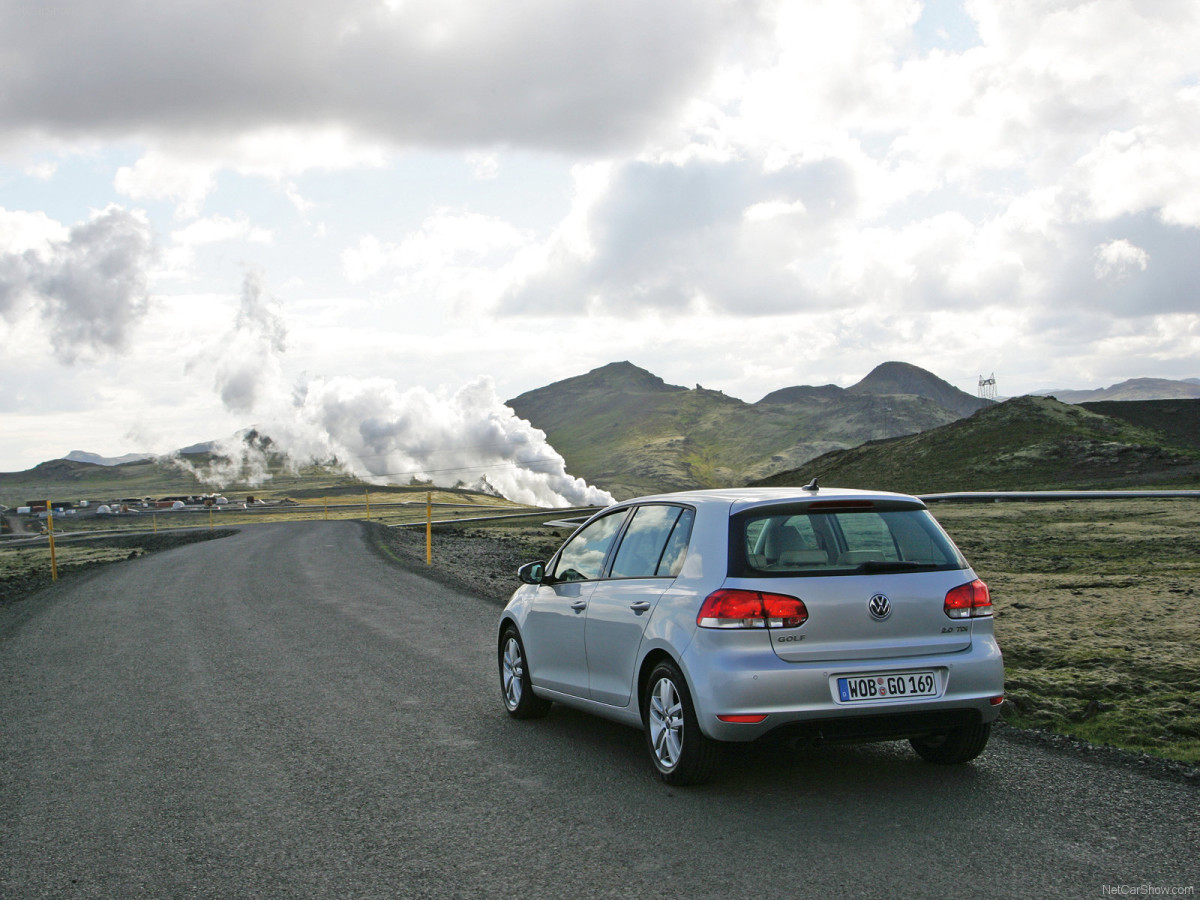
xmin=990 ymin=696 xmax=1005 ymax=706
xmin=717 ymin=714 xmax=769 ymax=724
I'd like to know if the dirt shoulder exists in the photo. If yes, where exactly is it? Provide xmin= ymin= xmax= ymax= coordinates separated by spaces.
xmin=363 ymin=520 xmax=564 ymax=605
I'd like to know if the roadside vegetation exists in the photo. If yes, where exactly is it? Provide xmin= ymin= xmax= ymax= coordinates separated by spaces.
xmin=932 ymin=499 xmax=1200 ymax=764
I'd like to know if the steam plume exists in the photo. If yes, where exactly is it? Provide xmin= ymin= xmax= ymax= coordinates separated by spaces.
xmin=178 ymin=271 xmax=613 ymax=507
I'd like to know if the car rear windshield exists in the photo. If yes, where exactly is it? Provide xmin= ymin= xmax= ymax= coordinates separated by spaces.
xmin=728 ymin=500 xmax=968 ymax=578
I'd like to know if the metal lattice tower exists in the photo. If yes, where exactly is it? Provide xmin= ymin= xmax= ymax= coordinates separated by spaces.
xmin=978 ymin=373 xmax=997 ymax=401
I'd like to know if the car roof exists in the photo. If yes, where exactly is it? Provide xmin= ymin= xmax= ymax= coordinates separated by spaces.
xmin=620 ymin=486 xmax=925 ymax=513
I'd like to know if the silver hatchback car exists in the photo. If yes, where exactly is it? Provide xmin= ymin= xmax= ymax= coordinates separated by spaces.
xmin=497 ymin=486 xmax=1004 ymax=784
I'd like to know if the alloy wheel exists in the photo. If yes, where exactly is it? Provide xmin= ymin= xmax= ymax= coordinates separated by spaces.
xmin=502 ymin=637 xmax=524 ymax=711
xmin=648 ymin=676 xmax=684 ymax=770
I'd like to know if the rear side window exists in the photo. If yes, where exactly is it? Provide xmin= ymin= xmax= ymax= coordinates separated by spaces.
xmin=657 ymin=508 xmax=695 ymax=577
xmin=730 ymin=502 xmax=967 ymax=578
xmin=610 ymin=505 xmax=695 ymax=579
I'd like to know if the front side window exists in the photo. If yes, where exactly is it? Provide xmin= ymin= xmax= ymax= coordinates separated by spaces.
xmin=730 ymin=501 xmax=967 ymax=577
xmin=552 ymin=511 xmax=628 ymax=582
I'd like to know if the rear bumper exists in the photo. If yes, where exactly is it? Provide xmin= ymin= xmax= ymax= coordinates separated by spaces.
xmin=679 ymin=631 xmax=1004 ymax=743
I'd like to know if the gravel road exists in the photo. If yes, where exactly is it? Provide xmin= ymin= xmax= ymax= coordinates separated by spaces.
xmin=2 ymin=521 xmax=1197 ymax=899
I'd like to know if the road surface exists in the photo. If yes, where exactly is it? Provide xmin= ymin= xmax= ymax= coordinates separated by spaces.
xmin=2 ymin=522 xmax=1196 ymax=898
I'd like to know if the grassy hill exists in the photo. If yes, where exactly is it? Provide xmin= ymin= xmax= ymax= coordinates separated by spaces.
xmin=508 ymin=360 xmax=988 ymax=498
xmin=753 ymin=395 xmax=1200 ymax=494
xmin=1080 ymin=399 xmax=1200 ymax=454
xmin=0 ymin=458 xmax=206 ymax=509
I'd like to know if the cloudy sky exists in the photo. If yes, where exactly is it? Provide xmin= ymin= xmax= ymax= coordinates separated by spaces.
xmin=1 ymin=0 xmax=1197 ymax=485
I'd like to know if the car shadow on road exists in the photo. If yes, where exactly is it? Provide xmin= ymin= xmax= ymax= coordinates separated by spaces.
xmin=489 ymin=701 xmax=996 ymax=800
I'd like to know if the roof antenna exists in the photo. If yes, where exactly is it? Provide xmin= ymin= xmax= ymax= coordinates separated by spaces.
xmin=802 ymin=477 xmax=819 ymax=492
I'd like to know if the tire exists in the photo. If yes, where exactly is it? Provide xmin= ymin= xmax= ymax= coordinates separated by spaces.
xmin=642 ymin=661 xmax=722 ymax=785
xmin=499 ymin=626 xmax=552 ymax=719
xmin=909 ymin=721 xmax=992 ymax=764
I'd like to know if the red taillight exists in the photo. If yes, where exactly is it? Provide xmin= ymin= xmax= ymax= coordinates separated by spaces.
xmin=717 ymin=714 xmax=769 ymax=723
xmin=944 ymin=579 xmax=992 ymax=619
xmin=697 ymin=589 xmax=808 ymax=629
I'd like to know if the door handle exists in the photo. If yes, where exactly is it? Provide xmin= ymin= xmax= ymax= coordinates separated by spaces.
xmin=571 ymin=600 xmax=588 ymax=612
xmin=629 ymin=601 xmax=652 ymax=612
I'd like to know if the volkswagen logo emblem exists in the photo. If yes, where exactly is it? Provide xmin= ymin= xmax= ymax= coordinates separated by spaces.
xmin=868 ymin=593 xmax=892 ymax=620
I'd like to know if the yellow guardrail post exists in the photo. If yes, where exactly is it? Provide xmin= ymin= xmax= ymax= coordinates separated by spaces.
xmin=46 ymin=501 xmax=58 ymax=581
xmin=426 ymin=491 xmax=432 ymax=565
xmin=324 ymin=496 xmax=328 ymax=520
xmin=365 ymin=490 xmax=371 ymax=522
xmin=209 ymin=507 xmax=214 ymax=530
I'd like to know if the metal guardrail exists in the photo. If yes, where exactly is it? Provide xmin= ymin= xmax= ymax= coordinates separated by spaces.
xmin=919 ymin=490 xmax=1200 ymax=503
xmin=387 ymin=506 xmax=604 ymax=529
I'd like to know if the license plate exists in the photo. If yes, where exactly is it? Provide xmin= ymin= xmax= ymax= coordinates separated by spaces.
xmin=837 ymin=671 xmax=937 ymax=703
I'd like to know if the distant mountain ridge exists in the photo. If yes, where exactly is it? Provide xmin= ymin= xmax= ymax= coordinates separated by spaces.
xmin=1033 ymin=377 xmax=1200 ymax=404
xmin=508 ymin=360 xmax=992 ymax=498
xmin=65 ymin=450 xmax=154 ymax=467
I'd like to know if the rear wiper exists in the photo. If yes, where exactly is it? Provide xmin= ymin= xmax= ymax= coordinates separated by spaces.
xmin=858 ymin=561 xmax=943 ymax=573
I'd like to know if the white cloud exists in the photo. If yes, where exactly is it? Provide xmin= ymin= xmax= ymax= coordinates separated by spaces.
xmin=115 ymin=154 xmax=217 ymax=219
xmin=467 ymin=152 xmax=500 ymax=180
xmin=0 ymin=0 xmax=757 ymax=153
xmin=0 ymin=206 xmax=156 ymax=362
xmin=1094 ymin=239 xmax=1149 ymax=282
xmin=343 ymin=209 xmax=532 ymax=315
xmin=114 ymin=127 xmax=391 ymax=216
xmin=172 ymin=215 xmax=272 ymax=249
xmin=0 ymin=208 xmax=69 ymax=255
xmin=162 ymin=214 xmax=273 ymax=275
xmin=24 ymin=160 xmax=58 ymax=179
xmin=1068 ymin=106 xmax=1200 ymax=227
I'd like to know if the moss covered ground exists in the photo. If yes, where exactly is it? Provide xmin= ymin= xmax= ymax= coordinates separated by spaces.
xmin=933 ymin=499 xmax=1200 ymax=763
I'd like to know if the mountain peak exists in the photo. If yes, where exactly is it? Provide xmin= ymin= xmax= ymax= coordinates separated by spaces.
xmin=582 ymin=361 xmax=685 ymax=393
xmin=848 ymin=361 xmax=989 ymax=417
xmin=509 ymin=361 xmax=687 ymax=406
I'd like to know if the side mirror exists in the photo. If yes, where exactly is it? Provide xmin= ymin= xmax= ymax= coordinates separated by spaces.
xmin=517 ymin=561 xmax=546 ymax=585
